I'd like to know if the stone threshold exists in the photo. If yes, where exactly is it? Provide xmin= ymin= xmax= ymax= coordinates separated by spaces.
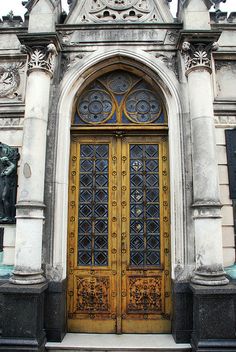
xmin=46 ymin=333 xmax=191 ymax=351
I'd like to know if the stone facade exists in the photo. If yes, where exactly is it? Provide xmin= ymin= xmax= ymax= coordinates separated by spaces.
xmin=0 ymin=0 xmax=235 ymax=351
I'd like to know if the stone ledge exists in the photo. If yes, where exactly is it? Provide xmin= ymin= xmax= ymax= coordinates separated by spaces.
xmin=190 ymin=283 xmax=236 ymax=295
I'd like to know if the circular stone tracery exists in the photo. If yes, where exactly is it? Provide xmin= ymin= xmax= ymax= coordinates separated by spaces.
xmin=77 ymin=89 xmax=113 ymax=124
xmin=106 ymin=72 xmax=132 ymax=94
xmin=125 ymin=90 xmax=162 ymax=123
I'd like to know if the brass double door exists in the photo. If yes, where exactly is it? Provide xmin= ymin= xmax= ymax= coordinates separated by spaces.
xmin=67 ymin=134 xmax=171 ymax=333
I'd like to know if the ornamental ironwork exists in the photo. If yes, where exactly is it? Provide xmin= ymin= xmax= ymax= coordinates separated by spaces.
xmin=78 ymin=144 xmax=109 ymax=266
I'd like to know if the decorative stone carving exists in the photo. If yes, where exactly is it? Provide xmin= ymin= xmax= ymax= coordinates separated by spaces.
xmin=0 ymin=62 xmax=25 ymax=100
xmin=181 ymin=41 xmax=219 ymax=73
xmin=79 ymin=0 xmax=162 ymax=23
xmin=0 ymin=143 xmax=19 ymax=224
xmin=167 ymin=30 xmax=179 ymax=44
xmin=155 ymin=53 xmax=178 ymax=77
xmin=21 ymin=43 xmax=58 ymax=76
xmin=210 ymin=0 xmax=226 ymax=10
xmin=214 ymin=115 xmax=236 ymax=125
xmin=0 ymin=117 xmax=24 ymax=128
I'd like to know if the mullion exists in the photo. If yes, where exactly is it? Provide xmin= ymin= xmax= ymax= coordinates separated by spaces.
xmin=143 ymin=145 xmax=147 ymax=267
xmin=91 ymin=149 xmax=96 ymax=266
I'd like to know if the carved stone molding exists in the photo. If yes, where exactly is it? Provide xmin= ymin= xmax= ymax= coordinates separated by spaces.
xmin=181 ymin=41 xmax=219 ymax=74
xmin=21 ymin=43 xmax=58 ymax=77
xmin=0 ymin=117 xmax=24 ymax=128
xmin=214 ymin=115 xmax=236 ymax=125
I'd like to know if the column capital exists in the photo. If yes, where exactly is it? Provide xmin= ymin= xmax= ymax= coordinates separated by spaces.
xmin=17 ymin=33 xmax=61 ymax=77
xmin=178 ymin=30 xmax=221 ymax=75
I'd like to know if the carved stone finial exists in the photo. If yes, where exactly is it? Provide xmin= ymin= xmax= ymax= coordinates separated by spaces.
xmin=181 ymin=41 xmax=219 ymax=74
xmin=21 ymin=43 xmax=58 ymax=76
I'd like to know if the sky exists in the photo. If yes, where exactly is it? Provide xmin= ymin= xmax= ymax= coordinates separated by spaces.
xmin=0 ymin=0 xmax=235 ymax=18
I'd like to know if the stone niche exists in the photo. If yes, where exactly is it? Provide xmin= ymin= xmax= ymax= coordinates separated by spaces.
xmin=0 ymin=57 xmax=26 ymax=103
xmin=215 ymin=60 xmax=236 ymax=100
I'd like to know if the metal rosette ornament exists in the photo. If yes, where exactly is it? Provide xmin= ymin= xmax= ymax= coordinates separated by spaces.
xmin=124 ymin=89 xmax=162 ymax=124
xmin=77 ymin=89 xmax=114 ymax=124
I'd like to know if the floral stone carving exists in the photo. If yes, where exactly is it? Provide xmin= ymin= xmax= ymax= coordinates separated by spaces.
xmin=181 ymin=41 xmax=219 ymax=73
xmin=21 ymin=43 xmax=58 ymax=76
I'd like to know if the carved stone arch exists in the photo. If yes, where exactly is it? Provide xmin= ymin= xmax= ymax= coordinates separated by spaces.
xmin=52 ymin=49 xmax=186 ymax=282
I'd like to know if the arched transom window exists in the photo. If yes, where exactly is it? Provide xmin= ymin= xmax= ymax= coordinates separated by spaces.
xmin=73 ymin=70 xmax=166 ymax=125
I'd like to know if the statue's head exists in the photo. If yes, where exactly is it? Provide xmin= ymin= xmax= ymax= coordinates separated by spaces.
xmin=0 ymin=157 xmax=8 ymax=165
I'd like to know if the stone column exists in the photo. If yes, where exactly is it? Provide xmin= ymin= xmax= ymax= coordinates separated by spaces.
xmin=181 ymin=36 xmax=228 ymax=285
xmin=10 ymin=38 xmax=58 ymax=284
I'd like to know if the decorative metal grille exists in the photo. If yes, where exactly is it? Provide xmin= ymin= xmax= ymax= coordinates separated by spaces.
xmin=78 ymin=144 xmax=109 ymax=266
xmin=129 ymin=144 xmax=160 ymax=266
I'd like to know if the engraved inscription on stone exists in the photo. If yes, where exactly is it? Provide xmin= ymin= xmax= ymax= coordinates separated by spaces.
xmin=70 ymin=29 xmax=166 ymax=44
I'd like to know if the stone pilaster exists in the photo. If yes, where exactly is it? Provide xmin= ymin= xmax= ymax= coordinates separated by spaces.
xmin=180 ymin=32 xmax=228 ymax=286
xmin=10 ymin=35 xmax=60 ymax=285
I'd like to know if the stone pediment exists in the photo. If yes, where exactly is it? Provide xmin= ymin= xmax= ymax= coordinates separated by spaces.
xmin=65 ymin=0 xmax=174 ymax=24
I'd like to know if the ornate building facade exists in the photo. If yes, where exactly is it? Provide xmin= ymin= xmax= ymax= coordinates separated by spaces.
xmin=0 ymin=0 xmax=236 ymax=351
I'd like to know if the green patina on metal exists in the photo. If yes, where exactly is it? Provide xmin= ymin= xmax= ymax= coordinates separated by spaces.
xmin=0 ymin=142 xmax=19 ymax=224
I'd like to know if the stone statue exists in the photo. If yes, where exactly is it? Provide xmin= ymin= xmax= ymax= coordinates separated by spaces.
xmin=0 ymin=143 xmax=19 ymax=223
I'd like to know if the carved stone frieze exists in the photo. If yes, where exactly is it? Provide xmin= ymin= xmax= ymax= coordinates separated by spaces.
xmin=0 ymin=61 xmax=25 ymax=100
xmin=0 ymin=117 xmax=24 ymax=128
xmin=214 ymin=115 xmax=236 ymax=125
xmin=181 ymin=41 xmax=219 ymax=74
xmin=21 ymin=43 xmax=58 ymax=76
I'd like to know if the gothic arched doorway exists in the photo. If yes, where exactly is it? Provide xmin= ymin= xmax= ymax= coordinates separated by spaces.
xmin=67 ymin=70 xmax=171 ymax=333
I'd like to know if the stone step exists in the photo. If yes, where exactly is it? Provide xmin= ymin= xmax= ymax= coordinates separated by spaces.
xmin=46 ymin=334 xmax=191 ymax=352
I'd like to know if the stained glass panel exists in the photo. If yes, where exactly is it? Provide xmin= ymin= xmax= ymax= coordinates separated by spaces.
xmin=74 ymin=71 xmax=166 ymax=125
xmin=78 ymin=144 xmax=109 ymax=266
xmin=130 ymin=144 xmax=160 ymax=267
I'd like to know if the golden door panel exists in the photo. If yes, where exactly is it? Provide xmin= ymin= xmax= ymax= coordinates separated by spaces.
xmin=67 ymin=135 xmax=171 ymax=333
